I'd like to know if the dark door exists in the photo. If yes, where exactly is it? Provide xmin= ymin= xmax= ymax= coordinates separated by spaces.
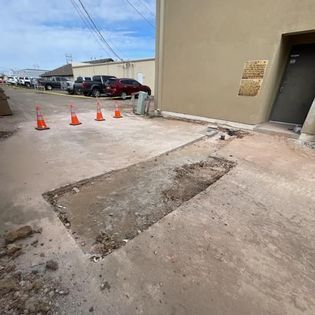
xmin=270 ymin=44 xmax=315 ymax=124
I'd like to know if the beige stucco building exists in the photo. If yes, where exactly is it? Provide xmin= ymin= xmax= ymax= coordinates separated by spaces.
xmin=72 ymin=58 xmax=155 ymax=95
xmin=156 ymin=0 xmax=315 ymax=140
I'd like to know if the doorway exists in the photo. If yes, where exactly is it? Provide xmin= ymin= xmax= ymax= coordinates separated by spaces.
xmin=270 ymin=43 xmax=315 ymax=124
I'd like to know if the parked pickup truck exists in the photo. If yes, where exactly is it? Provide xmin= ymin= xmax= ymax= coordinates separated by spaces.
xmin=18 ymin=77 xmax=32 ymax=87
xmin=74 ymin=75 xmax=116 ymax=97
xmin=71 ymin=76 xmax=91 ymax=95
xmin=38 ymin=77 xmax=68 ymax=90
xmin=61 ymin=79 xmax=76 ymax=94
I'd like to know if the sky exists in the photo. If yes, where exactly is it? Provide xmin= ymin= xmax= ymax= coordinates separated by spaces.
xmin=0 ymin=0 xmax=155 ymax=73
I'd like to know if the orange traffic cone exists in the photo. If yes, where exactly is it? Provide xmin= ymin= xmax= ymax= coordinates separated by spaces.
xmin=95 ymin=101 xmax=105 ymax=121
xmin=35 ymin=105 xmax=50 ymax=130
xmin=113 ymin=102 xmax=123 ymax=118
xmin=69 ymin=104 xmax=82 ymax=126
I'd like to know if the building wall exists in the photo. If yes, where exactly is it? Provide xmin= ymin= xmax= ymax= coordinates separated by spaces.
xmin=13 ymin=69 xmax=49 ymax=78
xmin=157 ymin=0 xmax=315 ymax=125
xmin=72 ymin=58 xmax=155 ymax=95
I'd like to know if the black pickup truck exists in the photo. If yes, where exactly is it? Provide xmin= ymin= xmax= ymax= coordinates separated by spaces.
xmin=74 ymin=75 xmax=116 ymax=97
xmin=38 ymin=76 xmax=68 ymax=90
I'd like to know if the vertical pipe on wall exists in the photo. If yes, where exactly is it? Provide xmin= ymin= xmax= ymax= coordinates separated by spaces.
xmin=155 ymin=0 xmax=165 ymax=110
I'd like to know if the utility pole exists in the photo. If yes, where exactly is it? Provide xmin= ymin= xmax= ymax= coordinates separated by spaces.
xmin=65 ymin=53 xmax=73 ymax=64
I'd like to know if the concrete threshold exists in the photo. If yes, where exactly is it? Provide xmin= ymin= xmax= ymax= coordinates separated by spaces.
xmin=162 ymin=111 xmax=256 ymax=130
xmin=254 ymin=122 xmax=299 ymax=138
xmin=162 ymin=111 xmax=305 ymax=140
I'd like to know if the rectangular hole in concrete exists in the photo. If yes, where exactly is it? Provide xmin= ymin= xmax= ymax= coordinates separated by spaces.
xmin=43 ymin=144 xmax=235 ymax=260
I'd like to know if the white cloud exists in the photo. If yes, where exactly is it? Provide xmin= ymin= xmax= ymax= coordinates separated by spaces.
xmin=0 ymin=0 xmax=155 ymax=71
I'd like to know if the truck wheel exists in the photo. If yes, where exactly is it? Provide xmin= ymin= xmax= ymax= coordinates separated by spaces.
xmin=92 ymin=88 xmax=100 ymax=98
xmin=25 ymin=82 xmax=31 ymax=88
xmin=46 ymin=84 xmax=52 ymax=91
xmin=121 ymin=91 xmax=128 ymax=100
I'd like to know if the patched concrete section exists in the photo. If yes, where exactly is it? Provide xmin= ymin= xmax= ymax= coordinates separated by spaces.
xmin=44 ymin=139 xmax=234 ymax=257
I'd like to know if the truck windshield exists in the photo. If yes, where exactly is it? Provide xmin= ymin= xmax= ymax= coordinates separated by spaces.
xmin=93 ymin=76 xmax=101 ymax=82
xmin=105 ymin=78 xmax=117 ymax=86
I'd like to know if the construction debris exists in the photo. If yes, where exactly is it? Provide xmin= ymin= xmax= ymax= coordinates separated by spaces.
xmin=90 ymin=231 xmax=123 ymax=257
xmin=0 ymin=227 xmax=67 ymax=314
xmin=100 ymin=281 xmax=111 ymax=291
xmin=5 ymin=225 xmax=34 ymax=243
xmin=6 ymin=244 xmax=22 ymax=257
xmin=45 ymin=260 xmax=59 ymax=271
xmin=0 ymin=87 xmax=12 ymax=116
xmin=72 ymin=187 xmax=80 ymax=193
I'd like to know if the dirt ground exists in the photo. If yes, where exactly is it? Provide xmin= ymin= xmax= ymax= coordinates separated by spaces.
xmin=44 ymin=142 xmax=234 ymax=258
xmin=0 ymin=86 xmax=315 ymax=314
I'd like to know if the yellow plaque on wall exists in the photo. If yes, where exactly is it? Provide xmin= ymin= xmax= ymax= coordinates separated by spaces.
xmin=238 ymin=60 xmax=268 ymax=96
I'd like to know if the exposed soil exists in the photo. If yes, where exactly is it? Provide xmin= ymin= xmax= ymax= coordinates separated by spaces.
xmin=162 ymin=158 xmax=233 ymax=206
xmin=44 ymin=140 xmax=235 ymax=259
xmin=217 ymin=127 xmax=248 ymax=138
xmin=0 ymin=226 xmax=68 ymax=314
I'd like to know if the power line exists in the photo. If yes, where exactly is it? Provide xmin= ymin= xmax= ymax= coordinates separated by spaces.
xmin=70 ymin=0 xmax=114 ymax=57
xmin=76 ymin=0 xmax=122 ymax=60
xmin=77 ymin=0 xmax=123 ymax=61
xmin=125 ymin=0 xmax=155 ymax=28
xmin=71 ymin=0 xmax=126 ymax=61
xmin=138 ymin=0 xmax=155 ymax=16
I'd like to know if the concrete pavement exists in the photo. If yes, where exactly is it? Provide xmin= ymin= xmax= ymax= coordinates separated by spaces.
xmin=0 ymin=87 xmax=314 ymax=314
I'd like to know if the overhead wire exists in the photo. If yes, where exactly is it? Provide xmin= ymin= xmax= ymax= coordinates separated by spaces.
xmin=77 ymin=0 xmax=123 ymax=61
xmin=125 ymin=0 xmax=155 ymax=28
xmin=137 ymin=0 xmax=155 ymax=16
xmin=70 ymin=0 xmax=113 ymax=57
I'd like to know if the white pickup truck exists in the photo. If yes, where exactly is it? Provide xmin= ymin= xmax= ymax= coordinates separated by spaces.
xmin=61 ymin=80 xmax=75 ymax=94
xmin=18 ymin=77 xmax=32 ymax=87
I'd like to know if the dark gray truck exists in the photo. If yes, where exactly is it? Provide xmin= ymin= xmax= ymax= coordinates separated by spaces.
xmin=38 ymin=76 xmax=68 ymax=90
xmin=74 ymin=75 xmax=116 ymax=97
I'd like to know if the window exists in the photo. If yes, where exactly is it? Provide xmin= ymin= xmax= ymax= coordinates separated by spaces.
xmin=130 ymin=80 xmax=140 ymax=86
xmin=93 ymin=76 xmax=101 ymax=82
xmin=106 ymin=78 xmax=117 ymax=86
xmin=120 ymin=79 xmax=132 ymax=85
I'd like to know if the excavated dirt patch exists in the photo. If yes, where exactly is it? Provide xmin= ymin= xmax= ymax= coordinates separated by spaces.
xmin=44 ymin=140 xmax=235 ymax=259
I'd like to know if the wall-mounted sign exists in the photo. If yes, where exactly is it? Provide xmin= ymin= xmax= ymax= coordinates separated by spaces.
xmin=238 ymin=60 xmax=268 ymax=96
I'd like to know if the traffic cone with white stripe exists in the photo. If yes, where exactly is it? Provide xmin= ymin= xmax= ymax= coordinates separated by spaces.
xmin=35 ymin=105 xmax=50 ymax=130
xmin=113 ymin=102 xmax=123 ymax=118
xmin=95 ymin=101 xmax=105 ymax=121
xmin=69 ymin=104 xmax=81 ymax=126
